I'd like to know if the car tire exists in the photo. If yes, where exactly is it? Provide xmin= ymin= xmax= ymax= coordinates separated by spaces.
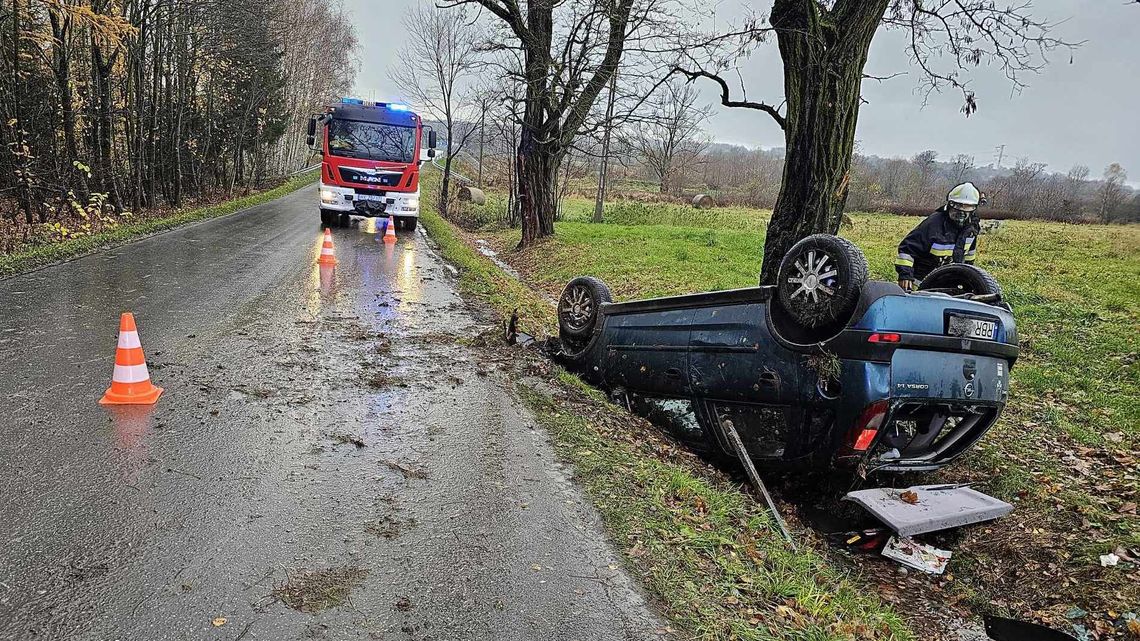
xmin=918 ymin=264 xmax=1003 ymax=299
xmin=776 ymin=234 xmax=868 ymax=329
xmin=558 ymin=276 xmax=612 ymax=341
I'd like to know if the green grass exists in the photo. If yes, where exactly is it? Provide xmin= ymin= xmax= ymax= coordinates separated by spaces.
xmin=476 ymin=193 xmax=1139 ymax=628
xmin=0 ymin=171 xmax=319 ymax=278
xmin=522 ymin=381 xmax=910 ymax=641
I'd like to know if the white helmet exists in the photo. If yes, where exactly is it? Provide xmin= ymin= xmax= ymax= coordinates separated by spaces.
xmin=946 ymin=182 xmax=981 ymax=225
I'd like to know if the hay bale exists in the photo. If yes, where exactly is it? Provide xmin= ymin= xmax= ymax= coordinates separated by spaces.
xmin=458 ymin=186 xmax=486 ymax=205
xmin=692 ymin=193 xmax=715 ymax=209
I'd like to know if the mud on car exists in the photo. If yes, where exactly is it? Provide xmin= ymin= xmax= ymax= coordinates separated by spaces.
xmin=555 ymin=234 xmax=1019 ymax=474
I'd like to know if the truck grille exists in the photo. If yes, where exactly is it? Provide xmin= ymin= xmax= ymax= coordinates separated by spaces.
xmin=339 ymin=167 xmax=403 ymax=187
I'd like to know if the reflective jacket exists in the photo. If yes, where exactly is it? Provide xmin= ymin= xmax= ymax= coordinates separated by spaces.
xmin=894 ymin=207 xmax=979 ymax=281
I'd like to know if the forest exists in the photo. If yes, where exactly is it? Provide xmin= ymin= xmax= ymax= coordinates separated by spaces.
xmin=0 ymin=0 xmax=355 ymax=252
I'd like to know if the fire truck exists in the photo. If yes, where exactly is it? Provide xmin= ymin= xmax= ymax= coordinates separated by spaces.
xmin=307 ymin=98 xmax=436 ymax=230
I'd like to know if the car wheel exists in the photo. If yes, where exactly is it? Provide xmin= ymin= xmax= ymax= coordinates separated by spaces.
xmin=918 ymin=264 xmax=1002 ymax=299
xmin=558 ymin=276 xmax=612 ymax=341
xmin=776 ymin=234 xmax=868 ymax=329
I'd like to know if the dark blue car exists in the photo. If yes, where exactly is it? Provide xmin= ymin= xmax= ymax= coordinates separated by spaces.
xmin=556 ymin=234 xmax=1019 ymax=473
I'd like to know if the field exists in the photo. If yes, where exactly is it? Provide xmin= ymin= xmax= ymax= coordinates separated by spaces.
xmin=450 ymin=184 xmax=1140 ymax=637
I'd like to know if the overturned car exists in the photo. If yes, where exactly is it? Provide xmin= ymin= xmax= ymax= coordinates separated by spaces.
xmin=556 ymin=234 xmax=1018 ymax=474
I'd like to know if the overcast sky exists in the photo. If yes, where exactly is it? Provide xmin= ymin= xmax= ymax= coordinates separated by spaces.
xmin=342 ymin=0 xmax=1138 ymax=180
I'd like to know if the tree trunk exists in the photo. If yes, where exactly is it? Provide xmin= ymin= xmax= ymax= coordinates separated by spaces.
xmin=515 ymin=129 xmax=558 ymax=247
xmin=759 ymin=0 xmax=887 ymax=285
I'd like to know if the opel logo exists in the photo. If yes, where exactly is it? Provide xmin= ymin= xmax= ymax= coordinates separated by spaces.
xmin=963 ymin=381 xmax=975 ymax=398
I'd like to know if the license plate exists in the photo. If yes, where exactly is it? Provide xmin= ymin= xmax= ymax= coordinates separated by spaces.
xmin=357 ymin=194 xmax=383 ymax=202
xmin=949 ymin=315 xmax=996 ymax=340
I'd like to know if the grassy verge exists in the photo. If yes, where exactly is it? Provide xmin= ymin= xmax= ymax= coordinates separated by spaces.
xmin=0 ymin=171 xmax=318 ymax=278
xmin=420 ymin=170 xmax=913 ymax=640
xmin=477 ymin=193 xmax=1139 ymax=634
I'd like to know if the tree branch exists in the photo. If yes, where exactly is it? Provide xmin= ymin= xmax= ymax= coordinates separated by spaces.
xmin=671 ymin=66 xmax=785 ymax=130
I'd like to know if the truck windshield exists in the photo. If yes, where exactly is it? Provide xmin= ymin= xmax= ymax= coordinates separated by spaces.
xmin=327 ymin=119 xmax=416 ymax=163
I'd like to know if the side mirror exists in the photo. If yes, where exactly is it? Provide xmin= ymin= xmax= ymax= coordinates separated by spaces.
xmin=306 ymin=135 xmax=315 ymax=147
xmin=307 ymin=117 xmax=317 ymax=137
xmin=428 ymin=149 xmax=436 ymax=159
xmin=428 ymin=130 xmax=437 ymax=149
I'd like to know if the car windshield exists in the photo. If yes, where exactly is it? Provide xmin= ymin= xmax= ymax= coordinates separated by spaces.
xmin=327 ymin=119 xmax=416 ymax=163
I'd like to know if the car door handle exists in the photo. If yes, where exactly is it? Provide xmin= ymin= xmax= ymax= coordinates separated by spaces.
xmin=664 ymin=367 xmax=683 ymax=380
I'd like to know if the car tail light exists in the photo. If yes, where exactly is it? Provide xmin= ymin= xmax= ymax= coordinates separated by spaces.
xmin=868 ymin=332 xmax=901 ymax=343
xmin=850 ymin=400 xmax=889 ymax=451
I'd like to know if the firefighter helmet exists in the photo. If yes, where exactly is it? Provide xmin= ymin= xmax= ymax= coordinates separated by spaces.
xmin=946 ymin=182 xmax=981 ymax=225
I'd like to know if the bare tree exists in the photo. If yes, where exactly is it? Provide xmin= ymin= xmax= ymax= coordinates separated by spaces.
xmin=946 ymin=154 xmax=976 ymax=185
xmin=625 ymin=80 xmax=709 ymax=195
xmin=904 ymin=150 xmax=938 ymax=205
xmin=1097 ymin=163 xmax=1129 ymax=221
xmin=674 ymin=1 xmax=1078 ymax=283
xmin=1063 ymin=164 xmax=1090 ymax=220
xmin=997 ymin=157 xmax=1047 ymax=214
xmin=391 ymin=5 xmax=481 ymax=212
xmin=440 ymin=0 xmax=677 ymax=247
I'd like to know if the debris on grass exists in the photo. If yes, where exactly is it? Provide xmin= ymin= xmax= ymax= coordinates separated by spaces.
xmin=881 ymin=536 xmax=951 ymax=575
xmin=394 ymin=596 xmax=412 ymax=611
xmin=272 ymin=566 xmax=368 ymax=613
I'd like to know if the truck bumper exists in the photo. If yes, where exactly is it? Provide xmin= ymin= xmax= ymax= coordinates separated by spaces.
xmin=319 ymin=181 xmax=420 ymax=218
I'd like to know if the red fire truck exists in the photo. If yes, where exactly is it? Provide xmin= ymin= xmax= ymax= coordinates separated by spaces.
xmin=307 ymin=98 xmax=436 ymax=230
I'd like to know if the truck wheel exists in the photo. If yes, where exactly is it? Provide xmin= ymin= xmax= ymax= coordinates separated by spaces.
xmin=558 ymin=276 xmax=612 ymax=340
xmin=320 ymin=209 xmax=337 ymax=227
xmin=400 ymin=217 xmax=417 ymax=232
xmin=776 ymin=234 xmax=868 ymax=329
xmin=918 ymin=264 xmax=1002 ymax=299
xmin=339 ymin=212 xmax=351 ymax=227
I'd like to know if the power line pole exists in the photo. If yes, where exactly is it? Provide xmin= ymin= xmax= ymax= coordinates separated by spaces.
xmin=993 ymin=144 xmax=1006 ymax=168
xmin=477 ymin=97 xmax=486 ymax=186
xmin=593 ymin=71 xmax=617 ymax=223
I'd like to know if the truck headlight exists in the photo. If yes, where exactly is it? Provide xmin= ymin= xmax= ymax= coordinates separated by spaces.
xmin=320 ymin=189 xmax=337 ymax=204
xmin=406 ymin=198 xmax=419 ymax=209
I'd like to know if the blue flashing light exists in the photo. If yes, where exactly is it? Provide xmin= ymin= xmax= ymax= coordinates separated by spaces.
xmin=388 ymin=103 xmax=411 ymax=112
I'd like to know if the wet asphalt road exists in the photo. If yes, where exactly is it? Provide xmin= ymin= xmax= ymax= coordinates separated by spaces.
xmin=0 ymin=186 xmax=667 ymax=640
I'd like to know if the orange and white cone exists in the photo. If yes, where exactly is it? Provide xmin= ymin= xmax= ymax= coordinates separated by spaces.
xmin=382 ymin=215 xmax=397 ymax=244
xmin=318 ymin=228 xmax=338 ymax=265
xmin=100 ymin=313 xmax=163 ymax=405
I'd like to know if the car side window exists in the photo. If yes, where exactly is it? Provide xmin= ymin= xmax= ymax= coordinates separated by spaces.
xmin=711 ymin=402 xmax=789 ymax=459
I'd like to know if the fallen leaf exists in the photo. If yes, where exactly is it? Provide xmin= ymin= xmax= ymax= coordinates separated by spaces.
xmin=899 ymin=490 xmax=920 ymax=505
xmin=211 ymin=617 xmax=227 ymax=627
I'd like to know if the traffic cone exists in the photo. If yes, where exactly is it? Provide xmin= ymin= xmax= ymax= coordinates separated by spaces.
xmin=100 ymin=313 xmax=163 ymax=405
xmin=383 ymin=215 xmax=397 ymax=244
xmin=318 ymin=228 xmax=338 ymax=265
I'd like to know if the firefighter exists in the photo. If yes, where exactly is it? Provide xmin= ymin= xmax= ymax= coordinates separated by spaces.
xmin=895 ymin=182 xmax=982 ymax=291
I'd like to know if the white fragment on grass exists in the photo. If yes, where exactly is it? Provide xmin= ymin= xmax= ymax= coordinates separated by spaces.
xmin=1099 ymin=553 xmax=1120 ymax=567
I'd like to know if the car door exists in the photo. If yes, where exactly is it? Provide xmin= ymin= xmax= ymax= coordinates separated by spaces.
xmin=602 ymin=308 xmax=693 ymax=397
xmin=689 ymin=302 xmax=799 ymax=460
